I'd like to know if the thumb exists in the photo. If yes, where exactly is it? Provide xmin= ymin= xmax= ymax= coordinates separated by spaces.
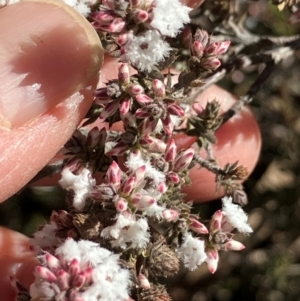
xmin=0 ymin=0 xmax=103 ymax=202
xmin=0 ymin=226 xmax=36 ymax=301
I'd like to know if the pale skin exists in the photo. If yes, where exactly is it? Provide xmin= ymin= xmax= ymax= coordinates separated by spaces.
xmin=0 ymin=0 xmax=261 ymax=300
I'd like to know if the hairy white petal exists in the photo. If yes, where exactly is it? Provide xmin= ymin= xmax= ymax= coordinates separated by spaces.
xmin=150 ymin=0 xmax=191 ymax=37
xmin=121 ymin=30 xmax=171 ymax=72
xmin=101 ymin=213 xmax=150 ymax=249
xmin=59 ymin=168 xmax=95 ymax=210
xmin=177 ymin=234 xmax=207 ymax=271
xmin=221 ymin=196 xmax=253 ymax=234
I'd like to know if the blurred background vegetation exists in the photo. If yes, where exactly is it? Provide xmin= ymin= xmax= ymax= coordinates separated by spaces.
xmin=1 ymin=1 xmax=300 ymax=300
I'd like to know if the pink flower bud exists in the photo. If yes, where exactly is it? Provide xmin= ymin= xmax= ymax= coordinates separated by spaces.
xmin=174 ymin=148 xmax=195 ymax=172
xmin=119 ymin=98 xmax=131 ymax=115
xmin=140 ymin=135 xmax=167 ymax=153
xmin=138 ymin=273 xmax=151 ymax=289
xmin=45 ymin=253 xmax=61 ymax=271
xmin=107 ymin=161 xmax=121 ymax=187
xmin=206 ymin=248 xmax=219 ymax=274
xmin=223 ymin=240 xmax=245 ymax=251
xmin=158 ymin=182 xmax=168 ymax=193
xmin=34 ymin=266 xmax=57 ymax=282
xmin=72 ymin=271 xmax=87 ymax=288
xmin=140 ymin=117 xmax=159 ymax=134
xmin=134 ymin=165 xmax=147 ymax=184
xmin=192 ymin=41 xmax=204 ymax=57
xmin=220 ymin=215 xmax=234 ymax=232
xmin=217 ymin=41 xmax=231 ymax=55
xmin=100 ymin=101 xmax=119 ymax=119
xmin=135 ymin=94 xmax=153 ymax=104
xmin=135 ymin=9 xmax=149 ymax=23
xmin=109 ymin=18 xmax=126 ymax=33
xmin=189 ymin=218 xmax=209 ymax=234
xmin=210 ymin=210 xmax=223 ymax=233
xmin=90 ymin=11 xmax=113 ymax=24
xmin=118 ymin=63 xmax=130 ymax=83
xmin=83 ymin=267 xmax=93 ymax=285
xmin=139 ymin=134 xmax=154 ymax=144
xmin=163 ymin=209 xmax=180 ymax=222
xmin=167 ymin=104 xmax=185 ymax=117
xmin=68 ymin=258 xmax=81 ymax=276
xmin=167 ymin=171 xmax=180 ymax=184
xmin=165 ymin=139 xmax=177 ymax=162
xmin=135 ymin=108 xmax=149 ymax=119
xmin=128 ymin=84 xmax=144 ymax=95
xmin=204 ymin=42 xmax=221 ymax=56
xmin=57 ymin=269 xmax=71 ymax=290
xmin=121 ymin=176 xmax=136 ymax=195
xmin=161 ymin=115 xmax=174 ymax=135
xmin=202 ymin=57 xmax=221 ymax=70
xmin=116 ymin=33 xmax=129 ymax=45
xmin=108 ymin=141 xmax=129 ymax=156
xmin=115 ymin=197 xmax=128 ymax=212
xmin=152 ymin=79 xmax=165 ymax=97
xmin=131 ymin=193 xmax=155 ymax=208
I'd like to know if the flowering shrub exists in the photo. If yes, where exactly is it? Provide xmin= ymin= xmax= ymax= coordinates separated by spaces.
xmin=7 ymin=0 xmax=300 ymax=300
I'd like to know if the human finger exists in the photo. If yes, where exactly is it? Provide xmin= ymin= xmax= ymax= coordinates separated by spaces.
xmin=0 ymin=227 xmax=36 ymax=301
xmin=0 ymin=0 xmax=103 ymax=202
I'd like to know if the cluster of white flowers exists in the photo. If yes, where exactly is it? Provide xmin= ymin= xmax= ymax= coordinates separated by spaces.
xmin=59 ymin=168 xmax=95 ymax=210
xmin=120 ymin=0 xmax=191 ymax=72
xmin=221 ymin=196 xmax=253 ymax=234
xmin=30 ymin=238 xmax=131 ymax=301
xmin=101 ymin=212 xmax=150 ymax=249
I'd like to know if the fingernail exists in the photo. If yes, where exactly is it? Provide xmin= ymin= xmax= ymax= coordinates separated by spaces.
xmin=0 ymin=0 xmax=103 ymax=129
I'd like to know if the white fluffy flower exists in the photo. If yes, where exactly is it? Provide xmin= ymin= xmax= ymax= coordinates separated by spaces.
xmin=59 ymin=168 xmax=95 ymax=210
xmin=150 ymin=0 xmax=192 ymax=37
xmin=221 ymin=196 xmax=253 ymax=234
xmin=121 ymin=30 xmax=171 ymax=72
xmin=177 ymin=234 xmax=207 ymax=271
xmin=30 ymin=238 xmax=130 ymax=301
xmin=101 ymin=213 xmax=150 ymax=249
